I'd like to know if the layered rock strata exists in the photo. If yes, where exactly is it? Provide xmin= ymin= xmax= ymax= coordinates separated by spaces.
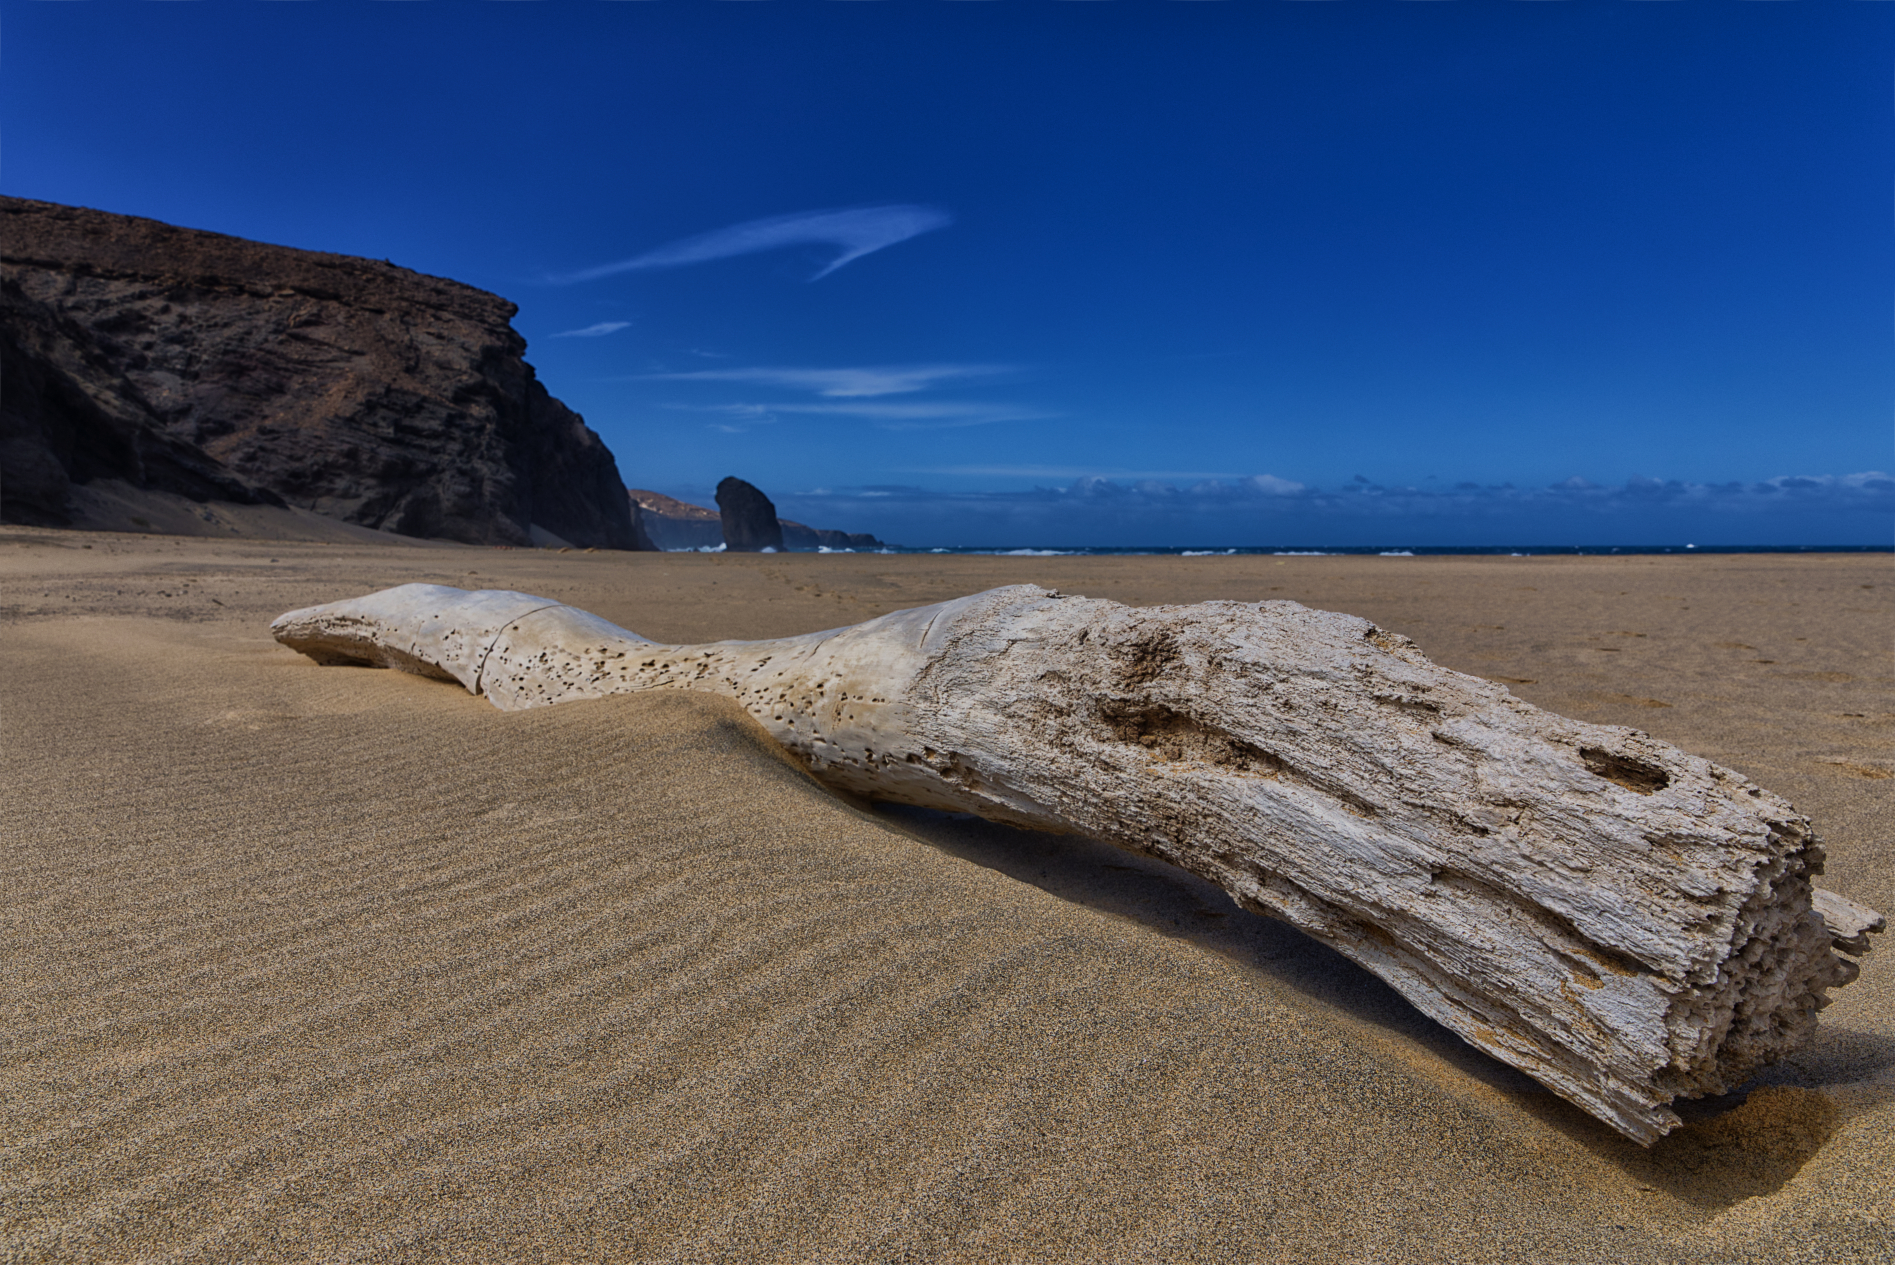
xmin=1 ymin=196 xmax=652 ymax=549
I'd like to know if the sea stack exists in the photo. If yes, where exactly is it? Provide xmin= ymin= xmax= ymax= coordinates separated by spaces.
xmin=633 ymin=487 xmax=885 ymax=552
xmin=0 ymin=196 xmax=654 ymax=549
xmin=715 ymin=476 xmax=785 ymax=552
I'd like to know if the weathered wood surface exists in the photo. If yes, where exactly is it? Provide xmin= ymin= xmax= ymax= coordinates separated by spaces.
xmin=273 ymin=582 xmax=1883 ymax=1143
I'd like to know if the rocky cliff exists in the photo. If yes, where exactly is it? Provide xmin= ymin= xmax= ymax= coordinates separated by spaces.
xmin=1 ymin=197 xmax=654 ymax=549
xmin=715 ymin=477 xmax=785 ymax=553
xmin=779 ymin=518 xmax=883 ymax=552
xmin=629 ymin=489 xmax=724 ymax=550
xmin=632 ymin=487 xmax=883 ymax=552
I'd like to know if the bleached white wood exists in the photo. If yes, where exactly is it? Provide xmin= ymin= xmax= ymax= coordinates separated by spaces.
xmin=272 ymin=583 xmax=1880 ymax=1144
xmin=1813 ymin=889 xmax=1885 ymax=956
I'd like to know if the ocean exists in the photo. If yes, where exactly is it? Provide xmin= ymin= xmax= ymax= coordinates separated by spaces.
xmin=784 ymin=543 xmax=1895 ymax=558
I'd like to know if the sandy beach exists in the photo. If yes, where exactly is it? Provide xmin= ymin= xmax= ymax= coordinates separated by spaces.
xmin=4 ymin=527 xmax=1890 ymax=1263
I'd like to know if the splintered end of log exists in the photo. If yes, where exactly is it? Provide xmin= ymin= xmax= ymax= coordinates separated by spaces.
xmin=1815 ymin=888 xmax=1887 ymax=958
xmin=271 ymin=582 xmax=1883 ymax=1144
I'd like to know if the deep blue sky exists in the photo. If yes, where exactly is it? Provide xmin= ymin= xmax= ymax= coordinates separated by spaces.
xmin=6 ymin=1 xmax=1890 ymax=546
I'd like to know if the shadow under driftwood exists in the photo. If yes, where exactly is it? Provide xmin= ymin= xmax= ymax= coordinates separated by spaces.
xmin=874 ymin=802 xmax=1894 ymax=1209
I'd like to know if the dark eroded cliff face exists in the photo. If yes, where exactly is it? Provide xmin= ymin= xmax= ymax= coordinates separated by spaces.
xmin=1 ymin=197 xmax=653 ymax=549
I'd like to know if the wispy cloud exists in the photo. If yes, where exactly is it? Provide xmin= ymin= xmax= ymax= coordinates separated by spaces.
xmin=907 ymin=464 xmax=1249 ymax=481
xmin=689 ymin=404 xmax=776 ymax=420
xmin=782 ymin=403 xmax=1046 ymax=431
xmin=1292 ymin=470 xmax=1895 ymax=516
xmin=641 ymin=364 xmax=1007 ymax=398
xmin=641 ymin=358 xmax=1034 ymax=432
xmin=667 ymin=399 xmax=1046 ymax=432
xmin=550 ymin=320 xmax=631 ymax=339
xmin=665 ymin=403 xmax=774 ymax=435
xmin=722 ymin=470 xmax=1892 ymax=548
xmin=783 ymin=470 xmax=1894 ymax=519
xmin=555 ymin=204 xmax=952 ymax=284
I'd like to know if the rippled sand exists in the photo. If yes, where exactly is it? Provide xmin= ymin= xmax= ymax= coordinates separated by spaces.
xmin=4 ymin=528 xmax=1890 ymax=1262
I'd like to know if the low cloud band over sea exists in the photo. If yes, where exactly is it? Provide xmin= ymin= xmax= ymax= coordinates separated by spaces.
xmin=672 ymin=470 xmax=1894 ymax=551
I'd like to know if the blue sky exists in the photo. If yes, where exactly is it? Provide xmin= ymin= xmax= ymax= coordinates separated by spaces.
xmin=5 ymin=1 xmax=1889 ymax=546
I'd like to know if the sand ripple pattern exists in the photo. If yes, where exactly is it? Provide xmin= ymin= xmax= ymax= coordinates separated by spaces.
xmin=4 ymin=615 xmax=1887 ymax=1263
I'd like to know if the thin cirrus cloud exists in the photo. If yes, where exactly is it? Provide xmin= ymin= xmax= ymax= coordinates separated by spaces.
xmin=908 ymin=464 xmax=1251 ymax=481
xmin=779 ymin=472 xmax=1894 ymax=534
xmin=769 ymin=402 xmax=1049 ymax=429
xmin=640 ymin=364 xmax=1009 ymax=398
xmin=554 ymin=204 xmax=952 ymax=284
xmin=646 ymin=361 xmax=1035 ymax=432
xmin=670 ymin=400 xmax=1046 ymax=432
xmin=550 ymin=320 xmax=631 ymax=339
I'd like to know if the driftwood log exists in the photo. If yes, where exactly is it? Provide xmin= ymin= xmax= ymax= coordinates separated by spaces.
xmin=272 ymin=583 xmax=1882 ymax=1144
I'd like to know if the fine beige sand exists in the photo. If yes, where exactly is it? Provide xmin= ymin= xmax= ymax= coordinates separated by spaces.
xmin=4 ymin=526 xmax=1890 ymax=1263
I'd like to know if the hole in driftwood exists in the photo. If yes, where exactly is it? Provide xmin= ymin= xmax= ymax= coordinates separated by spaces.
xmin=1098 ymin=702 xmax=1283 ymax=774
xmin=1096 ymin=703 xmax=1381 ymax=817
xmin=1580 ymin=747 xmax=1670 ymax=794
